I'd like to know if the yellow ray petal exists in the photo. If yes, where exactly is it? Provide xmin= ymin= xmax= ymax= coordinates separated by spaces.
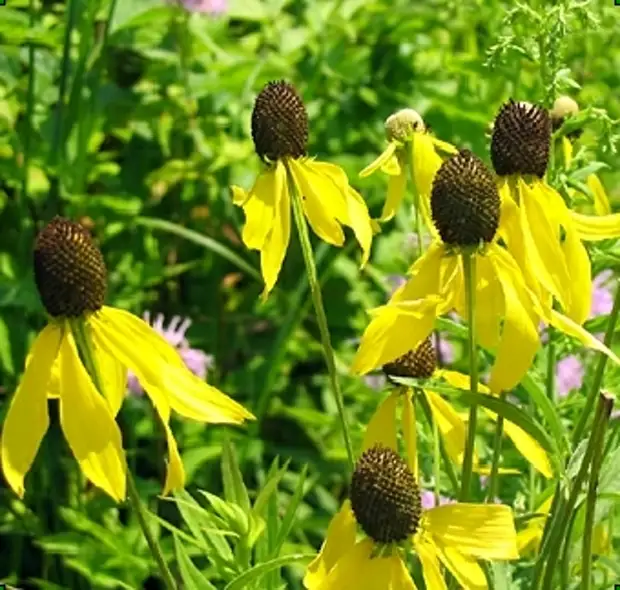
xmin=234 ymin=170 xmax=278 ymax=250
xmin=317 ymin=539 xmax=415 ymax=590
xmin=570 ymin=211 xmax=620 ymax=241
xmin=412 ymin=133 xmax=442 ymax=204
xmin=483 ymin=409 xmax=552 ymax=478
xmin=414 ymin=537 xmax=447 ymax=590
xmin=402 ymin=392 xmax=418 ymax=478
xmin=517 ymin=520 xmax=544 ymax=555
xmin=424 ymin=503 xmax=519 ymax=560
xmin=90 ymin=313 xmax=185 ymax=494
xmin=561 ymin=224 xmax=591 ymax=324
xmin=351 ymin=298 xmax=441 ymax=375
xmin=436 ymin=369 xmax=490 ymax=395
xmin=1 ymin=324 xmax=61 ymax=498
xmin=381 ymin=153 xmax=402 ymax=176
xmin=360 ymin=142 xmax=397 ymax=178
xmin=379 ymin=170 xmax=407 ymax=222
xmin=487 ymin=246 xmax=539 ymax=393
xmin=429 ymin=136 xmax=458 ymax=155
xmin=471 ymin=253 xmax=503 ymax=350
xmin=92 ymin=308 xmax=254 ymax=424
xmin=547 ymin=309 xmax=620 ymax=365
xmin=93 ymin=336 xmax=127 ymax=416
xmin=290 ymin=159 xmax=346 ymax=246
xmin=520 ymin=179 xmax=569 ymax=308
xmin=432 ymin=543 xmax=488 ymax=590
xmin=260 ymin=160 xmax=290 ymax=297
xmin=363 ymin=391 xmax=399 ymax=451
xmin=393 ymin=241 xmax=446 ymax=303
xmin=304 ymin=501 xmax=357 ymax=588
xmin=586 ymin=174 xmax=611 ymax=216
xmin=424 ymin=389 xmax=473 ymax=467
xmin=344 ymin=187 xmax=373 ymax=266
xmin=58 ymin=333 xmax=126 ymax=502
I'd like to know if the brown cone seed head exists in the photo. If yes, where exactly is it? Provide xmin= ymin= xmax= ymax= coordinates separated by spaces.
xmin=490 ymin=100 xmax=551 ymax=177
xmin=251 ymin=80 xmax=308 ymax=163
xmin=33 ymin=217 xmax=107 ymax=318
xmin=382 ymin=337 xmax=437 ymax=380
xmin=350 ymin=445 xmax=422 ymax=544
xmin=430 ymin=150 xmax=500 ymax=246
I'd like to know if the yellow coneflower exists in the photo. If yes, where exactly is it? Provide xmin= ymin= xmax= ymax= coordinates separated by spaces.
xmin=304 ymin=444 xmax=519 ymax=590
xmin=1 ymin=218 xmax=253 ymax=502
xmin=231 ymin=81 xmax=373 ymax=298
xmin=359 ymin=108 xmax=456 ymax=224
xmin=353 ymin=150 xmax=619 ymax=394
xmin=375 ymin=339 xmax=552 ymax=478
xmin=491 ymin=99 xmax=620 ymax=324
xmin=550 ymin=95 xmax=612 ymax=216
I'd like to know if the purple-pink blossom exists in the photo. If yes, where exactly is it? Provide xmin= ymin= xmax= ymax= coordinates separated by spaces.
xmin=555 ymin=355 xmax=584 ymax=398
xmin=420 ymin=490 xmax=454 ymax=510
xmin=590 ymin=270 xmax=615 ymax=319
xmin=175 ymin=0 xmax=227 ymax=14
xmin=128 ymin=313 xmax=214 ymax=396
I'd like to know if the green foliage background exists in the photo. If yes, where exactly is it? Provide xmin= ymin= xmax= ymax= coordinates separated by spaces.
xmin=1 ymin=0 xmax=620 ymax=588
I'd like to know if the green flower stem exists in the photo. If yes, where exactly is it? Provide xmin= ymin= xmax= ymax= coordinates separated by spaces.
xmin=418 ymin=392 xmax=459 ymax=494
xmin=287 ymin=174 xmax=355 ymax=471
xmin=546 ymin=328 xmax=555 ymax=401
xmin=573 ymin=283 xmax=620 ymax=444
xmin=70 ymin=319 xmax=178 ymax=590
xmin=406 ymin=141 xmax=424 ymax=259
xmin=459 ymin=251 xmax=478 ymax=502
xmin=537 ymin=392 xmax=612 ymax=590
xmin=485 ymin=391 xmax=506 ymax=503
xmin=581 ymin=392 xmax=613 ymax=590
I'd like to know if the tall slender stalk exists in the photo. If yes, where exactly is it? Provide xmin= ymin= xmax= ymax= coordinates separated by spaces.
xmin=459 ymin=251 xmax=478 ymax=501
xmin=70 ymin=319 xmax=178 ymax=590
xmin=286 ymin=171 xmax=355 ymax=471
xmin=581 ymin=393 xmax=612 ymax=590
xmin=406 ymin=141 xmax=424 ymax=258
xmin=573 ymin=285 xmax=620 ymax=443
xmin=485 ymin=391 xmax=506 ymax=503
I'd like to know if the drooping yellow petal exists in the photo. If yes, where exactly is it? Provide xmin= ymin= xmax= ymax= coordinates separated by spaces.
xmin=289 ymin=159 xmax=346 ymax=246
xmin=429 ymin=136 xmax=458 ymax=155
xmin=316 ymin=539 xmax=415 ymax=590
xmin=483 ymin=409 xmax=552 ymax=478
xmin=363 ymin=391 xmax=398 ymax=451
xmin=379 ymin=170 xmax=407 ymax=222
xmin=570 ymin=211 xmax=620 ymax=241
xmin=345 ymin=187 xmax=373 ymax=266
xmin=587 ymin=174 xmax=611 ymax=216
xmin=561 ymin=223 xmax=591 ymax=324
xmin=424 ymin=503 xmax=519 ymax=560
xmin=402 ymin=391 xmax=418 ymax=478
xmin=412 ymin=132 xmax=442 ymax=204
xmin=393 ymin=241 xmax=446 ymax=303
xmin=561 ymin=136 xmax=573 ymax=169
xmin=414 ymin=537 xmax=447 ymax=590
xmin=360 ymin=142 xmax=398 ymax=178
xmin=91 ymin=312 xmax=186 ymax=494
xmin=432 ymin=543 xmax=488 ymax=590
xmin=93 ymin=336 xmax=127 ymax=416
xmin=1 ymin=324 xmax=61 ymax=498
xmin=517 ymin=518 xmax=544 ymax=555
xmin=424 ymin=389 xmax=472 ymax=467
xmin=351 ymin=297 xmax=442 ymax=375
xmin=58 ymin=332 xmax=126 ymax=502
xmin=487 ymin=245 xmax=539 ymax=393
xmin=437 ymin=369 xmax=490 ymax=395
xmin=546 ymin=309 xmax=620 ymax=365
xmin=92 ymin=308 xmax=255 ymax=423
xmin=234 ymin=170 xmax=278 ymax=250
xmin=381 ymin=153 xmax=402 ymax=176
xmin=304 ymin=501 xmax=357 ymax=589
xmin=468 ymin=253 xmax=503 ymax=350
xmin=519 ymin=179 xmax=569 ymax=308
xmin=260 ymin=160 xmax=290 ymax=297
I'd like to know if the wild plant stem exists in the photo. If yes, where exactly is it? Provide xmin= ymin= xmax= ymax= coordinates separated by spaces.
xmin=406 ymin=141 xmax=424 ymax=259
xmin=287 ymin=171 xmax=355 ymax=471
xmin=485 ymin=391 xmax=506 ymax=503
xmin=573 ymin=283 xmax=620 ymax=444
xmin=459 ymin=251 xmax=478 ymax=501
xmin=70 ymin=320 xmax=178 ymax=590
xmin=581 ymin=394 xmax=611 ymax=590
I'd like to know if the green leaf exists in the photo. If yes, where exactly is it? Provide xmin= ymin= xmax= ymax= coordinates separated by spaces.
xmin=222 ymin=437 xmax=251 ymax=513
xmin=252 ymin=459 xmax=290 ymax=518
xmin=199 ymin=491 xmax=249 ymax=537
xmin=272 ymin=465 xmax=309 ymax=558
xmin=135 ymin=217 xmax=261 ymax=281
xmin=173 ymin=535 xmax=218 ymax=590
xmin=224 ymin=554 xmax=314 ymax=590
xmin=599 ymin=445 xmax=620 ymax=494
